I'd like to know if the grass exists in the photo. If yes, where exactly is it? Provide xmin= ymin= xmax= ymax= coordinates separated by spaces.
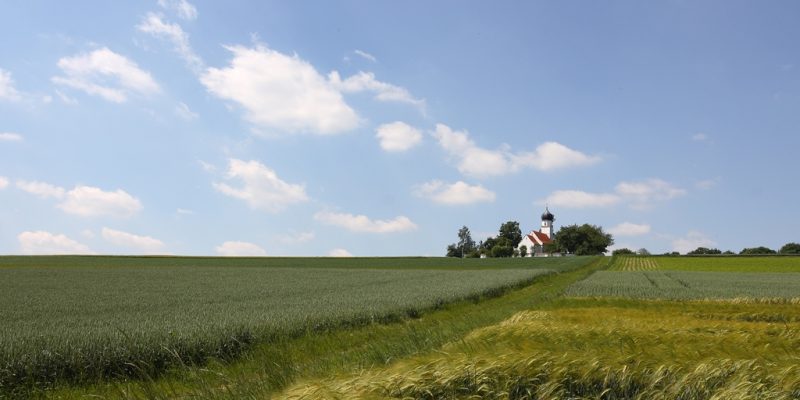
xmin=0 ymin=256 xmax=594 ymax=397
xmin=43 ymin=256 xmax=606 ymax=399
xmin=566 ymin=270 xmax=800 ymax=300
xmin=282 ymin=298 xmax=800 ymax=399
xmin=0 ymin=255 xmax=591 ymax=271
xmin=609 ymin=255 xmax=800 ymax=272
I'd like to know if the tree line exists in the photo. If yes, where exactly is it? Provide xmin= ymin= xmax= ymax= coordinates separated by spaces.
xmin=612 ymin=242 xmax=800 ymax=256
xmin=446 ymin=221 xmax=614 ymax=257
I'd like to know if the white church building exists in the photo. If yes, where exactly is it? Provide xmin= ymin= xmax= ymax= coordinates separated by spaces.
xmin=517 ymin=207 xmax=557 ymax=257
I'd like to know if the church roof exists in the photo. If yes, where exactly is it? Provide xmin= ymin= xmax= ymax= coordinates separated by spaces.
xmin=527 ymin=231 xmax=553 ymax=245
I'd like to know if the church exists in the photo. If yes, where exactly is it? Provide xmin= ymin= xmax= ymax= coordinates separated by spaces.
xmin=517 ymin=207 xmax=556 ymax=257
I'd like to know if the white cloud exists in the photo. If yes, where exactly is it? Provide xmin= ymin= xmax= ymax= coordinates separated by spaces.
xmin=414 ymin=180 xmax=495 ymax=205
xmin=279 ymin=231 xmax=315 ymax=245
xmin=16 ymin=180 xmax=65 ymax=199
xmin=201 ymin=44 xmax=359 ymax=135
xmin=609 ymin=222 xmax=652 ymax=237
xmin=353 ymin=50 xmax=377 ymax=63
xmin=215 ymin=241 xmax=267 ymax=256
xmin=101 ymin=227 xmax=165 ymax=252
xmin=328 ymin=248 xmax=353 ymax=257
xmin=55 ymin=89 xmax=79 ymax=105
xmin=539 ymin=190 xmax=621 ymax=208
xmin=175 ymin=102 xmax=198 ymax=120
xmin=18 ymin=231 xmax=94 ymax=255
xmin=315 ymin=211 xmax=417 ymax=233
xmin=540 ymin=179 xmax=685 ymax=209
xmin=375 ymin=121 xmax=422 ymax=152
xmin=177 ymin=208 xmax=193 ymax=215
xmin=137 ymin=13 xmax=203 ymax=72
xmin=0 ymin=132 xmax=23 ymax=142
xmin=672 ymin=231 xmax=716 ymax=254
xmin=615 ymin=179 xmax=686 ymax=207
xmin=158 ymin=0 xmax=198 ymax=20
xmin=329 ymin=70 xmax=425 ymax=109
xmin=58 ymin=185 xmax=143 ymax=217
xmin=52 ymin=48 xmax=160 ymax=103
xmin=432 ymin=124 xmax=599 ymax=178
xmin=213 ymin=158 xmax=309 ymax=212
xmin=691 ymin=133 xmax=709 ymax=142
xmin=0 ymin=176 xmax=8 ymax=189
xmin=0 ymin=68 xmax=22 ymax=102
xmin=511 ymin=142 xmax=601 ymax=172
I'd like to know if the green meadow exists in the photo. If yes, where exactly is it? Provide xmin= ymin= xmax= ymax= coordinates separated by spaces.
xmin=4 ymin=255 xmax=800 ymax=399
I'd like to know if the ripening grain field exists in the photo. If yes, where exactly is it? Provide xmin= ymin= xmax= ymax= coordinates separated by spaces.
xmin=609 ymin=255 xmax=800 ymax=272
xmin=0 ymin=256 xmax=588 ymax=395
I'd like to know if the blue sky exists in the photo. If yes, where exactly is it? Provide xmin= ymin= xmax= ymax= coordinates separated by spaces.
xmin=1 ymin=1 xmax=798 ymax=256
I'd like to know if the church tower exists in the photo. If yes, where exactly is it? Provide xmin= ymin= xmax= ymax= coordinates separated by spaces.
xmin=540 ymin=206 xmax=555 ymax=238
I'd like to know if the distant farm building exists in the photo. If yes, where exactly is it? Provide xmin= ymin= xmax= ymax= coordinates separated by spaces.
xmin=518 ymin=207 xmax=557 ymax=257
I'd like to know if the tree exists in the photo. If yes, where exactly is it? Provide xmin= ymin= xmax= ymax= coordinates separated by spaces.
xmin=519 ymin=245 xmax=528 ymax=258
xmin=612 ymin=248 xmax=635 ymax=256
xmin=637 ymin=248 xmax=651 ymax=256
xmin=552 ymin=224 xmax=614 ymax=255
xmin=723 ymin=250 xmax=735 ymax=255
xmin=779 ymin=242 xmax=800 ymax=254
xmin=498 ymin=221 xmax=522 ymax=247
xmin=687 ymin=247 xmax=722 ymax=255
xmin=740 ymin=246 xmax=777 ymax=255
xmin=445 ymin=226 xmax=477 ymax=257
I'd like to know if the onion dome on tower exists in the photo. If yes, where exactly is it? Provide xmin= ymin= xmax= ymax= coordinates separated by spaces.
xmin=541 ymin=206 xmax=555 ymax=222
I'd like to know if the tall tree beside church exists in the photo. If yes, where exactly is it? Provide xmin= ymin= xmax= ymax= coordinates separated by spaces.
xmin=480 ymin=220 xmax=522 ymax=258
xmin=445 ymin=225 xmax=477 ymax=257
xmin=498 ymin=221 xmax=522 ymax=247
xmin=552 ymin=224 xmax=614 ymax=255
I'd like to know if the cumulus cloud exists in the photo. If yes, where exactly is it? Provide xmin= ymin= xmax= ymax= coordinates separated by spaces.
xmin=375 ymin=121 xmax=422 ymax=152
xmin=0 ymin=176 xmax=8 ymax=189
xmin=414 ymin=180 xmax=495 ymax=205
xmin=672 ymin=231 xmax=716 ymax=254
xmin=608 ymin=222 xmax=652 ymax=237
xmin=52 ymin=48 xmax=160 ymax=103
xmin=539 ymin=190 xmax=621 ymax=208
xmin=58 ymin=186 xmax=143 ymax=217
xmin=101 ymin=227 xmax=165 ymax=252
xmin=0 ymin=68 xmax=22 ymax=101
xmin=432 ymin=124 xmax=599 ymax=178
xmin=213 ymin=158 xmax=309 ymax=212
xmin=615 ymin=179 xmax=686 ymax=208
xmin=18 ymin=231 xmax=94 ymax=255
xmin=315 ymin=211 xmax=417 ymax=233
xmin=353 ymin=50 xmax=377 ymax=62
xmin=541 ymin=179 xmax=685 ymax=209
xmin=329 ymin=71 xmax=425 ymax=109
xmin=215 ymin=241 xmax=267 ymax=256
xmin=158 ymin=0 xmax=197 ymax=20
xmin=175 ymin=102 xmax=198 ymax=120
xmin=137 ymin=12 xmax=203 ymax=72
xmin=328 ymin=248 xmax=353 ymax=257
xmin=16 ymin=180 xmax=66 ymax=199
xmin=0 ymin=132 xmax=23 ymax=142
xmin=201 ymin=44 xmax=359 ymax=135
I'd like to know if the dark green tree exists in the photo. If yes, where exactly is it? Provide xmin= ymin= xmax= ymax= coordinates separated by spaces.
xmin=445 ymin=225 xmax=477 ymax=257
xmin=779 ymin=242 xmax=800 ymax=254
xmin=519 ymin=245 xmax=528 ymax=258
xmin=498 ymin=221 xmax=522 ymax=247
xmin=687 ymin=247 xmax=722 ymax=255
xmin=740 ymin=246 xmax=777 ymax=255
xmin=552 ymin=224 xmax=614 ymax=255
xmin=637 ymin=248 xmax=651 ymax=256
xmin=612 ymin=248 xmax=635 ymax=256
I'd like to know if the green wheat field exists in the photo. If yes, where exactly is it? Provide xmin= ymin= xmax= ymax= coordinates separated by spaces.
xmin=3 ymin=255 xmax=800 ymax=399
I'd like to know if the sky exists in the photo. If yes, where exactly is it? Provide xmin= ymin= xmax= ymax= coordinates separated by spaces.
xmin=1 ymin=1 xmax=799 ymax=256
